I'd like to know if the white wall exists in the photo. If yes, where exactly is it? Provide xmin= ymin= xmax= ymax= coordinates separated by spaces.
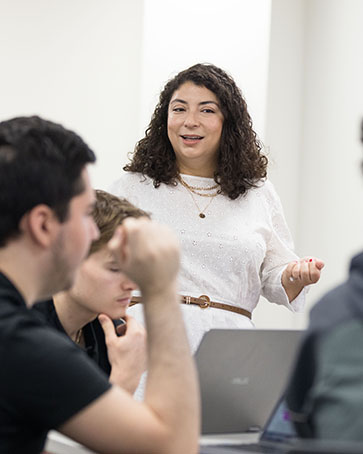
xmin=255 ymin=0 xmax=363 ymax=329
xmin=297 ymin=0 xmax=363 ymax=310
xmin=253 ymin=0 xmax=306 ymax=329
xmin=137 ymin=0 xmax=272 ymax=144
xmin=0 ymin=0 xmax=144 ymax=190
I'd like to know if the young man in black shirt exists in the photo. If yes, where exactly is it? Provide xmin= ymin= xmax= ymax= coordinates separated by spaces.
xmin=33 ymin=191 xmax=148 ymax=394
xmin=0 ymin=116 xmax=200 ymax=454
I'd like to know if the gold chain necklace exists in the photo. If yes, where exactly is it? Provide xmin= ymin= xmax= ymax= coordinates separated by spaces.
xmin=177 ymin=175 xmax=220 ymax=197
xmin=179 ymin=178 xmax=219 ymax=218
xmin=178 ymin=175 xmax=219 ymax=191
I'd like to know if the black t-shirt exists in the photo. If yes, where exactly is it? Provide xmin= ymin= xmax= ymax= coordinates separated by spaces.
xmin=0 ymin=272 xmax=111 ymax=454
xmin=33 ymin=300 xmax=111 ymax=376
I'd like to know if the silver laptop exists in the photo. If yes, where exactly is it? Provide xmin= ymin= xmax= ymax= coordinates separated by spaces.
xmin=195 ymin=329 xmax=302 ymax=434
xmin=199 ymin=395 xmax=297 ymax=453
xmin=199 ymin=395 xmax=363 ymax=454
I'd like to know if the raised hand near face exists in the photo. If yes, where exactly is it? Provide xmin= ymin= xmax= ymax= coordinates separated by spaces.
xmin=98 ymin=313 xmax=147 ymax=394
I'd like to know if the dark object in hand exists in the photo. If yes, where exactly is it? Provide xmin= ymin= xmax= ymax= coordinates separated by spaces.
xmin=113 ymin=318 xmax=127 ymax=336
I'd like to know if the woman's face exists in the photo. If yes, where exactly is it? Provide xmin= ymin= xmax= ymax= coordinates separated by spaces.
xmin=167 ymin=81 xmax=224 ymax=176
xmin=68 ymin=246 xmax=137 ymax=320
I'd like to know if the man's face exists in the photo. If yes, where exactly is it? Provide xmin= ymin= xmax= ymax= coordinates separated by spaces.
xmin=47 ymin=168 xmax=99 ymax=295
xmin=67 ymin=246 xmax=137 ymax=320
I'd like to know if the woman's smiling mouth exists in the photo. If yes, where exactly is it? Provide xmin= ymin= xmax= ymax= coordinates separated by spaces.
xmin=180 ymin=135 xmax=204 ymax=143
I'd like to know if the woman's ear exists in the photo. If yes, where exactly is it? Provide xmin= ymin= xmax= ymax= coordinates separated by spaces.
xmin=19 ymin=204 xmax=60 ymax=248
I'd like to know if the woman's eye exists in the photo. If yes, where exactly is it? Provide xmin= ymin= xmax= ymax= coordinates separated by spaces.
xmin=109 ymin=268 xmax=121 ymax=273
xmin=202 ymin=108 xmax=215 ymax=113
xmin=172 ymin=107 xmax=185 ymax=112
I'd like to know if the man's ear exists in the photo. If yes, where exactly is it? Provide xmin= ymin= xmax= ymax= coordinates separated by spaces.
xmin=19 ymin=205 xmax=60 ymax=248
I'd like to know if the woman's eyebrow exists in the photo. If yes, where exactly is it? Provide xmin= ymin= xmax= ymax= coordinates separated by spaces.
xmin=199 ymin=101 xmax=219 ymax=106
xmin=170 ymin=98 xmax=187 ymax=104
xmin=170 ymin=99 xmax=219 ymax=106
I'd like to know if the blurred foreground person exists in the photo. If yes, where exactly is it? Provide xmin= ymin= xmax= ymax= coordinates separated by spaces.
xmin=0 ymin=116 xmax=200 ymax=454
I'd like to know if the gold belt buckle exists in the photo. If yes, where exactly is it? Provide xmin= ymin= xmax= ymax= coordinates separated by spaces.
xmin=198 ymin=294 xmax=210 ymax=309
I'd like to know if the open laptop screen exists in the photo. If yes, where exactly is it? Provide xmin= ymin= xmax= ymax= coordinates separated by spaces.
xmin=260 ymin=397 xmax=297 ymax=443
xmin=195 ymin=329 xmax=303 ymax=434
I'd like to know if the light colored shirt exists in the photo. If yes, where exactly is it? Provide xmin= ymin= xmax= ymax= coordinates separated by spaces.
xmin=110 ymin=172 xmax=305 ymax=354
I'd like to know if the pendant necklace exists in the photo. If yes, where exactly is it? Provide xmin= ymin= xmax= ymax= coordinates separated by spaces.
xmin=189 ymin=191 xmax=217 ymax=218
xmin=178 ymin=175 xmax=219 ymax=218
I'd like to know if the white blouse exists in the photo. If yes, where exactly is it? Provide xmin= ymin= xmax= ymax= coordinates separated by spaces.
xmin=109 ymin=172 xmax=305 ymax=354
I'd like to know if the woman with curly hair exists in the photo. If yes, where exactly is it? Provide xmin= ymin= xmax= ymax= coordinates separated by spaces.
xmin=110 ymin=63 xmax=324 ymax=353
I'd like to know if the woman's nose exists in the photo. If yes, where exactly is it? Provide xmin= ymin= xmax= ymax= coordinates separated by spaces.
xmin=184 ymin=111 xmax=199 ymax=128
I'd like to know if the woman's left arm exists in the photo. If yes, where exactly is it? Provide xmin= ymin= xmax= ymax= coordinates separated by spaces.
xmin=281 ymin=257 xmax=325 ymax=302
xmin=259 ymin=181 xmax=324 ymax=309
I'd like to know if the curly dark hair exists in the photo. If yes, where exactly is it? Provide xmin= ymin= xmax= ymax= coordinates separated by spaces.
xmin=124 ymin=63 xmax=268 ymax=199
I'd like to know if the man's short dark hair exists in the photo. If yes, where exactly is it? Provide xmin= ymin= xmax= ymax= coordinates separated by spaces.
xmin=0 ymin=116 xmax=96 ymax=247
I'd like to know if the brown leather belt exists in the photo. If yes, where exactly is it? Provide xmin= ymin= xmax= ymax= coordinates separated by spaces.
xmin=130 ymin=294 xmax=252 ymax=319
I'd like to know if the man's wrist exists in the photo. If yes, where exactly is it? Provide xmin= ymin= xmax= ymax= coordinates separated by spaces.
xmin=141 ymin=283 xmax=178 ymax=306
